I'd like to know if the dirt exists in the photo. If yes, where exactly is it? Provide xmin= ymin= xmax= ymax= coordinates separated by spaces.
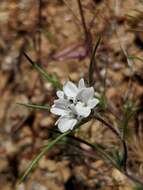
xmin=0 ymin=0 xmax=143 ymax=189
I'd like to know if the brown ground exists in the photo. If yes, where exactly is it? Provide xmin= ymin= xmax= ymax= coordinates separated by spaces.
xmin=0 ymin=0 xmax=143 ymax=189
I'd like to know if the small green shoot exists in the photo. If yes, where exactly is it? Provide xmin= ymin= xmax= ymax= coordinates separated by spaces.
xmin=113 ymin=150 xmax=124 ymax=168
xmin=120 ymin=100 xmax=135 ymax=139
xmin=98 ymin=94 xmax=107 ymax=111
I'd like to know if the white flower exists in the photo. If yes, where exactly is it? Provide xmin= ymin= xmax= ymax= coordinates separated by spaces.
xmin=51 ymin=78 xmax=99 ymax=133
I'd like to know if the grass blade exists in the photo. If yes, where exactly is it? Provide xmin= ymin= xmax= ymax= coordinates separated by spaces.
xmin=128 ymin=55 xmax=143 ymax=62
xmin=19 ymin=130 xmax=70 ymax=183
xmin=17 ymin=103 xmax=50 ymax=110
xmin=88 ymin=36 xmax=101 ymax=86
xmin=19 ymin=116 xmax=92 ymax=183
xmin=23 ymin=52 xmax=62 ymax=89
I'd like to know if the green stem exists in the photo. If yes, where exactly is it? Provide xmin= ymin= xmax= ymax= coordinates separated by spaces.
xmin=50 ymin=129 xmax=143 ymax=186
xmin=19 ymin=130 xmax=70 ymax=183
xmin=17 ymin=103 xmax=50 ymax=110
xmin=94 ymin=114 xmax=128 ymax=170
xmin=19 ymin=116 xmax=92 ymax=183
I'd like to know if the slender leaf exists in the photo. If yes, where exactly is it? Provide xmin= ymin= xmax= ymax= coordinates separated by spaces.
xmin=19 ymin=130 xmax=70 ymax=183
xmin=134 ymin=184 xmax=143 ymax=190
xmin=113 ymin=150 xmax=124 ymax=168
xmin=128 ymin=55 xmax=143 ymax=62
xmin=48 ymin=128 xmax=118 ymax=168
xmin=17 ymin=103 xmax=50 ymax=110
xmin=19 ymin=116 xmax=92 ymax=183
xmin=23 ymin=52 xmax=62 ymax=89
xmin=119 ymin=100 xmax=135 ymax=139
xmin=88 ymin=36 xmax=101 ymax=85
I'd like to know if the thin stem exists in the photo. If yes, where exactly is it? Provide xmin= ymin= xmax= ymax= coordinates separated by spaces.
xmin=88 ymin=36 xmax=101 ymax=85
xmin=93 ymin=116 xmax=143 ymax=185
xmin=17 ymin=103 xmax=50 ymax=110
xmin=94 ymin=114 xmax=128 ymax=171
xmin=19 ymin=131 xmax=70 ymax=183
xmin=48 ymin=129 xmax=119 ymax=168
xmin=49 ymin=129 xmax=143 ymax=186
xmin=19 ymin=116 xmax=92 ymax=183
xmin=95 ymin=114 xmax=121 ymax=138
xmin=77 ymin=0 xmax=92 ymax=54
xmin=23 ymin=52 xmax=62 ymax=89
xmin=125 ymin=172 xmax=143 ymax=186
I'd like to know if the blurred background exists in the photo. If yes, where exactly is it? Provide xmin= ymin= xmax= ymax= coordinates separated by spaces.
xmin=0 ymin=0 xmax=143 ymax=189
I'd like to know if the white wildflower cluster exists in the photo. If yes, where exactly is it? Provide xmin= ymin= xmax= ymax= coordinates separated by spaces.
xmin=51 ymin=78 xmax=99 ymax=133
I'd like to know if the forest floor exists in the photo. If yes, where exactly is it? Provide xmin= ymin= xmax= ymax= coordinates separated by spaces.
xmin=0 ymin=0 xmax=143 ymax=189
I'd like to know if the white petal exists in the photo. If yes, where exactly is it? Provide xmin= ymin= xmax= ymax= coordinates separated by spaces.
xmin=87 ymin=98 xmax=99 ymax=109
xmin=56 ymin=90 xmax=64 ymax=98
xmin=50 ymin=107 xmax=70 ymax=116
xmin=75 ymin=102 xmax=91 ymax=117
xmin=76 ymin=87 xmax=94 ymax=103
xmin=78 ymin=78 xmax=85 ymax=89
xmin=55 ymin=117 xmax=61 ymax=125
xmin=63 ymin=81 xmax=78 ymax=98
xmin=54 ymin=99 xmax=68 ymax=109
xmin=57 ymin=117 xmax=78 ymax=133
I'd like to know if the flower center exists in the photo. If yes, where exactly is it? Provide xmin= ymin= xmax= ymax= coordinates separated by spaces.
xmin=69 ymin=99 xmax=74 ymax=104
